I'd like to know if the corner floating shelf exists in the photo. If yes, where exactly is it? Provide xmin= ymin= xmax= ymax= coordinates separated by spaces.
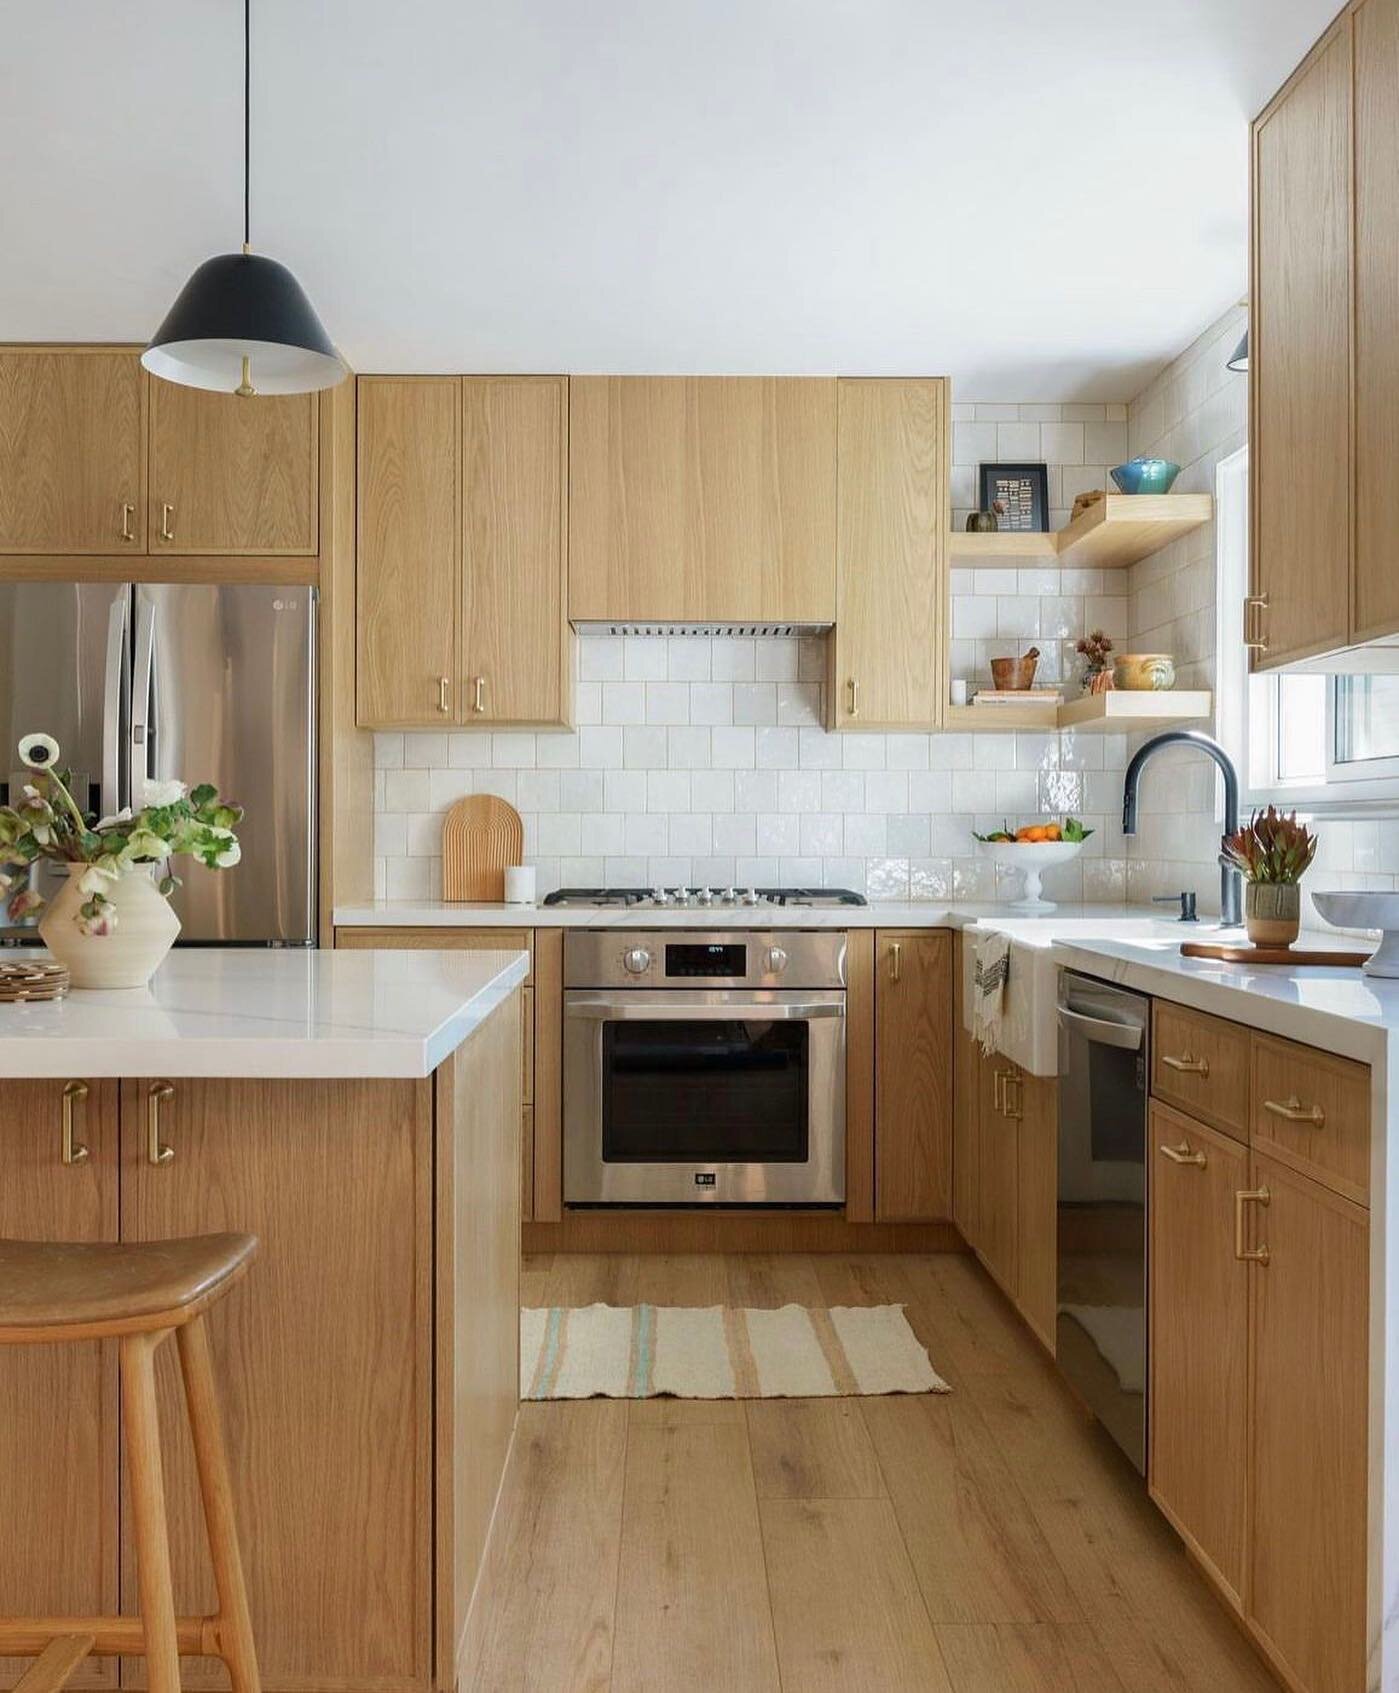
xmin=949 ymin=493 xmax=1213 ymax=571
xmin=945 ymin=689 xmax=1212 ymax=735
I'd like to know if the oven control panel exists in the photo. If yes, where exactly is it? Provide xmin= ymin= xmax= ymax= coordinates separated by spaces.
xmin=566 ymin=929 xmax=848 ymax=991
xmin=664 ymin=942 xmax=746 ymax=977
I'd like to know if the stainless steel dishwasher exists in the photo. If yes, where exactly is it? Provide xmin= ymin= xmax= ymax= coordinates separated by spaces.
xmin=1056 ymin=971 xmax=1149 ymax=1474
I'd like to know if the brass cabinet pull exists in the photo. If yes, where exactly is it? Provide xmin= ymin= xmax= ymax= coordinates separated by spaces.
xmin=1263 ymin=1094 xmax=1325 ymax=1127
xmin=992 ymin=1069 xmax=1005 ymax=1115
xmin=1244 ymin=592 xmax=1270 ymax=653
xmin=1234 ymin=1186 xmax=1270 ymax=1264
xmin=1160 ymin=1139 xmax=1206 ymax=1167
xmin=437 ymin=676 xmax=450 ymax=715
xmin=889 ymin=941 xmax=902 ymax=983
xmin=61 ymin=1080 xmax=90 ymax=1165
xmin=847 ymin=679 xmax=860 ymax=718
xmin=159 ymin=502 xmax=175 ymax=543
xmin=1000 ymin=1069 xmax=1022 ymax=1121
xmin=473 ymin=676 xmax=487 ymax=715
xmin=120 ymin=502 xmax=136 ymax=544
xmin=147 ymin=1081 xmax=175 ymax=1166
xmin=1162 ymin=1051 xmax=1209 ymax=1077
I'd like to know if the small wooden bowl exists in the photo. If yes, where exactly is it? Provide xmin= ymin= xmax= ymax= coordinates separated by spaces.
xmin=990 ymin=654 xmax=1039 ymax=691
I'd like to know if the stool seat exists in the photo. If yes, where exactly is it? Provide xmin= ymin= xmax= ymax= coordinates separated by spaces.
xmin=0 ymin=1234 xmax=257 ymax=1335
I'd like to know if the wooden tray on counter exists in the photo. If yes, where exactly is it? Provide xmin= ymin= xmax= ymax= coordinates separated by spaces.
xmin=1180 ymin=942 xmax=1371 ymax=967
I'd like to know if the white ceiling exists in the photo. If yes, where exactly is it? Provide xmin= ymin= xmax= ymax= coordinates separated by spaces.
xmin=1 ymin=0 xmax=1337 ymax=400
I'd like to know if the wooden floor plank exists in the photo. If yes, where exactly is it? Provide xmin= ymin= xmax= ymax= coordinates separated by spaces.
xmin=936 ymin=1623 xmax=1127 ymax=1693
xmin=761 ymin=1496 xmax=954 ymax=1692
xmin=746 ymin=1398 xmax=887 ymax=1499
xmin=724 ymin=1252 xmax=826 ymax=1307
xmin=811 ymin=1251 xmax=920 ymax=1308
xmin=520 ymin=1252 xmax=552 ymax=1307
xmin=862 ymin=1393 xmax=1083 ymax=1625
xmin=543 ymin=1252 xmax=637 ymax=1308
xmin=462 ymin=1402 xmax=626 ymax=1693
xmin=612 ymin=1423 xmax=781 ymax=1693
xmin=625 ymin=1251 xmax=728 ymax=1306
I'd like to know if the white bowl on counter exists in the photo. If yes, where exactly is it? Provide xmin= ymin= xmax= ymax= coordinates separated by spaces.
xmin=978 ymin=839 xmax=1085 ymax=912
xmin=1311 ymin=891 xmax=1398 ymax=976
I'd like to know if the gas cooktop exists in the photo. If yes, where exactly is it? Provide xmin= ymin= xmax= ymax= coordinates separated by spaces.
xmin=542 ymin=886 xmax=868 ymax=910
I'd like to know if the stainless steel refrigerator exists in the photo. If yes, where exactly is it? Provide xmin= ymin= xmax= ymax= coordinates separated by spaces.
xmin=0 ymin=582 xmax=316 ymax=945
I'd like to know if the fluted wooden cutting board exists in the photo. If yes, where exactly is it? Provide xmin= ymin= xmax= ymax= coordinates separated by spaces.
xmin=442 ymin=796 xmax=524 ymax=902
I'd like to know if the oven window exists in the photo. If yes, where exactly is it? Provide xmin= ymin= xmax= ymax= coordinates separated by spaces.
xmin=602 ymin=1019 xmax=809 ymax=1163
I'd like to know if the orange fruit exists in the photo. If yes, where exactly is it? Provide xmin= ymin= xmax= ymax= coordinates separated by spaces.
xmin=1043 ymin=823 xmax=1062 ymax=841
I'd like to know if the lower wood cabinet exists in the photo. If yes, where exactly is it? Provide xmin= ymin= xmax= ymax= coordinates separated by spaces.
xmin=1148 ymin=1102 xmax=1249 ymax=1607
xmin=951 ymin=935 xmax=980 ymax=1245
xmin=975 ymin=1051 xmax=1019 ymax=1297
xmin=873 ymin=930 xmax=952 ymax=1220
xmin=0 ymin=1080 xmax=119 ymax=1691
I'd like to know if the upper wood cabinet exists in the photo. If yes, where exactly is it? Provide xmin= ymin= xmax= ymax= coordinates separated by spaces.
xmin=357 ymin=376 xmax=569 ymax=730
xmin=829 ymin=378 xmax=947 ymax=729
xmin=148 ymin=383 xmax=318 ymax=556
xmin=1251 ymin=3 xmax=1399 ymax=664
xmin=873 ymin=930 xmax=952 ymax=1221
xmin=0 ymin=1079 xmax=119 ymax=1690
xmin=568 ymin=376 xmax=836 ymax=624
xmin=0 ymin=348 xmax=146 ymax=554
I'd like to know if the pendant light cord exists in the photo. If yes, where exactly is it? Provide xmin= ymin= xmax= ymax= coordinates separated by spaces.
xmin=243 ymin=0 xmax=251 ymax=251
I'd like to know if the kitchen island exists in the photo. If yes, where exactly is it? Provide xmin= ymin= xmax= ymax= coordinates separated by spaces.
xmin=0 ymin=946 xmax=528 ymax=1693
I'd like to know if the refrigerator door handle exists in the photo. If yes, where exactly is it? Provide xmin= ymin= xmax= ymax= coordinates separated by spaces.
xmin=101 ymin=593 xmax=129 ymax=821
xmin=130 ymin=594 xmax=157 ymax=810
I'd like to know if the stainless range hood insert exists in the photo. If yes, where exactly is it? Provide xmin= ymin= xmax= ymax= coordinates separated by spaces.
xmin=572 ymin=621 xmax=832 ymax=638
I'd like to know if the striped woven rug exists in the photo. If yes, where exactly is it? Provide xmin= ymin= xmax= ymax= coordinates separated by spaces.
xmin=520 ymin=1302 xmax=950 ymax=1400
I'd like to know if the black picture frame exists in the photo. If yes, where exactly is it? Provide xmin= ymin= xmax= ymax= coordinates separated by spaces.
xmin=978 ymin=462 xmax=1050 ymax=533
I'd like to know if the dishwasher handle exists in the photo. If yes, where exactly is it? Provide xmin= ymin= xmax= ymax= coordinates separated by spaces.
xmin=1057 ymin=1003 xmax=1144 ymax=1052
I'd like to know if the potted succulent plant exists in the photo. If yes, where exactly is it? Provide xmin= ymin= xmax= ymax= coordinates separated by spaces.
xmin=1221 ymin=805 xmax=1318 ymax=947
xmin=0 ymin=733 xmax=243 ymax=988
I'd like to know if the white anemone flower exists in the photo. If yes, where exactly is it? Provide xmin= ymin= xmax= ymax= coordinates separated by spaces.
xmin=213 ymin=838 xmax=241 ymax=869
xmin=142 ymin=779 xmax=187 ymax=808
xmin=78 ymin=863 xmax=119 ymax=898
xmin=17 ymin=733 xmax=60 ymax=770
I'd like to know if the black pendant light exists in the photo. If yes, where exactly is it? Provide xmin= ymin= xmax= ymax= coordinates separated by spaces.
xmin=143 ymin=0 xmax=345 ymax=396
xmin=1226 ymin=330 xmax=1249 ymax=373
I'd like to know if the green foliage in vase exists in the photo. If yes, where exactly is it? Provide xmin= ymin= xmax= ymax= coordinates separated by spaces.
xmin=1221 ymin=805 xmax=1318 ymax=886
xmin=0 ymin=732 xmax=244 ymax=934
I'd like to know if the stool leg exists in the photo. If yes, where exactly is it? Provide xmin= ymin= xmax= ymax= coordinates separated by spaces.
xmin=119 ymin=1331 xmax=182 ymax=1693
xmin=176 ymin=1315 xmax=261 ymax=1693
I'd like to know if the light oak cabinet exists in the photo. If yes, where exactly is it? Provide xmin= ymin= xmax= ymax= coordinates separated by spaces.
xmin=147 ymin=383 xmax=318 ymax=556
xmin=0 ymin=349 xmax=146 ymax=554
xmin=873 ymin=930 xmax=951 ymax=1221
xmin=568 ymin=376 xmax=836 ymax=624
xmin=1251 ymin=0 xmax=1399 ymax=663
xmin=0 ymin=1080 xmax=119 ymax=1691
xmin=975 ymin=1054 xmax=1020 ymax=1303
xmin=951 ymin=934 xmax=980 ymax=1244
xmin=357 ymin=376 xmax=569 ymax=729
xmin=1146 ymin=1005 xmax=1370 ymax=1693
xmin=829 ymin=378 xmax=947 ymax=730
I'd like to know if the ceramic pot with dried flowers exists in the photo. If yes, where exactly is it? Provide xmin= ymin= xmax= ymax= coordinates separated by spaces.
xmin=1076 ymin=629 xmax=1115 ymax=694
xmin=1221 ymin=805 xmax=1318 ymax=948
xmin=0 ymin=733 xmax=244 ymax=988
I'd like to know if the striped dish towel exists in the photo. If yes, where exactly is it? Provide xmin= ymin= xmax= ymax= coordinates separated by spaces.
xmin=520 ymin=1303 xmax=949 ymax=1401
xmin=972 ymin=930 xmax=1012 ymax=1056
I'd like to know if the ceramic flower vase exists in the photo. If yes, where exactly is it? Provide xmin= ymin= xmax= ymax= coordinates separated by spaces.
xmin=1244 ymin=881 xmax=1301 ymax=949
xmin=39 ymin=865 xmax=181 ymax=988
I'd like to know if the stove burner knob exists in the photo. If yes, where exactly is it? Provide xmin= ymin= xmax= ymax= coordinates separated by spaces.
xmin=697 ymin=887 xmax=714 ymax=906
xmin=742 ymin=888 xmax=761 ymax=906
xmin=622 ymin=947 xmax=652 ymax=976
xmin=721 ymin=887 xmax=739 ymax=906
xmin=764 ymin=945 xmax=789 ymax=975
xmin=651 ymin=887 xmax=670 ymax=906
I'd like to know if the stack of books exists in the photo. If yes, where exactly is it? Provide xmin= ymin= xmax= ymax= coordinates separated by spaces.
xmin=970 ymin=687 xmax=1064 ymax=708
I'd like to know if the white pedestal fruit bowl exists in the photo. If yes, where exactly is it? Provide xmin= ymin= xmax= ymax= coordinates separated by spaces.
xmin=978 ymin=839 xmax=1085 ymax=912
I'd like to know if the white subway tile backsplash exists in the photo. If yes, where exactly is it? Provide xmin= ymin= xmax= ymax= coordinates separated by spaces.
xmin=644 ymin=682 xmax=690 ymax=725
xmin=602 ymin=682 xmax=647 ymax=725
xmin=756 ymin=725 xmax=799 ymax=768
xmin=623 ymin=726 xmax=668 ymax=768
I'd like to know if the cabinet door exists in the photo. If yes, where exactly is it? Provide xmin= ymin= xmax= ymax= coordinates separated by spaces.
xmin=976 ymin=1055 xmax=1018 ymax=1297
xmin=1247 ymin=1155 xmax=1367 ymax=1693
xmin=831 ymin=378 xmax=946 ymax=729
xmin=356 ymin=377 xmax=460 ymax=728
xmin=148 ymin=382 xmax=317 ymax=554
xmin=1014 ymin=1067 xmax=1057 ymax=1353
xmin=568 ymin=376 xmax=836 ymax=623
xmin=0 ymin=1079 xmax=119 ymax=1690
xmin=1354 ymin=0 xmax=1399 ymax=640
xmin=874 ymin=930 xmax=952 ymax=1220
xmin=120 ymin=1077 xmax=434 ymax=1691
xmin=0 ymin=348 xmax=145 ymax=553
xmin=1147 ymin=1106 xmax=1248 ymax=1607
xmin=951 ymin=935 xmax=980 ymax=1247
xmin=1251 ymin=19 xmax=1352 ymax=668
xmin=460 ymin=377 xmax=569 ymax=726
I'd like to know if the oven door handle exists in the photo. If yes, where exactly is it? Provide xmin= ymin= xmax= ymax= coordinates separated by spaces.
xmin=565 ymin=1000 xmax=846 ymax=1021
xmin=1057 ymin=1003 xmax=1144 ymax=1051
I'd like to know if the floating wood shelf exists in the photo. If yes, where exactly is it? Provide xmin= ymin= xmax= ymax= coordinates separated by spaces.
xmin=949 ymin=493 xmax=1214 ymax=571
xmin=946 ymin=689 xmax=1212 ymax=735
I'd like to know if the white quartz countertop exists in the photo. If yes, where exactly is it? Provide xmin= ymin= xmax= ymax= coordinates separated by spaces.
xmin=0 ymin=947 xmax=530 ymax=1080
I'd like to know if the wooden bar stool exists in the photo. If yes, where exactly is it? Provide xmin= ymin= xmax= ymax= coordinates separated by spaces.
xmin=0 ymin=1233 xmax=261 ymax=1693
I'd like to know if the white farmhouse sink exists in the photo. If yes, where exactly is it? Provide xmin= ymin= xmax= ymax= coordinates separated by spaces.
xmin=960 ymin=917 xmax=1224 ymax=1075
